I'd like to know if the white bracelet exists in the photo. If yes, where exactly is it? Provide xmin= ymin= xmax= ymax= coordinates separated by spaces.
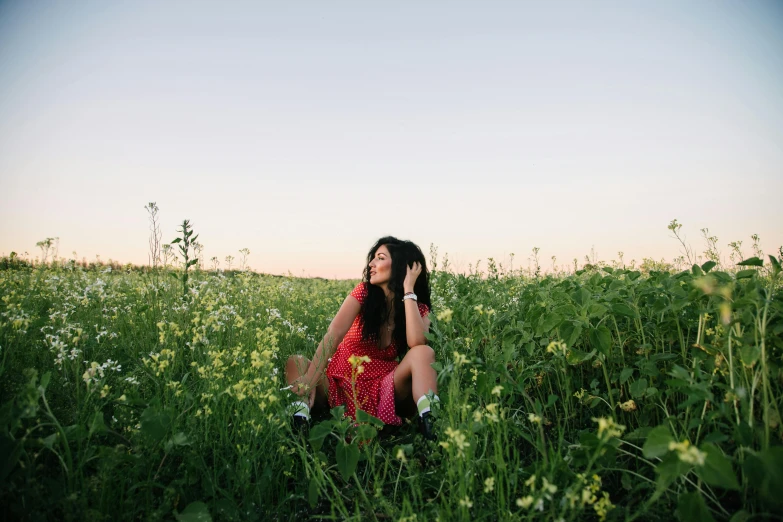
xmin=402 ymin=293 xmax=418 ymax=302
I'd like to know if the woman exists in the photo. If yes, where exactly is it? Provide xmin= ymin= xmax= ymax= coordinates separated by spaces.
xmin=285 ymin=236 xmax=439 ymax=439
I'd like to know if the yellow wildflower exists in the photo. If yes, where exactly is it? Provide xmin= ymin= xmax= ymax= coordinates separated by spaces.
xmin=546 ymin=340 xmax=567 ymax=356
xmin=440 ymin=427 xmax=470 ymax=457
xmin=485 ymin=403 xmax=500 ymax=423
xmin=436 ymin=308 xmax=453 ymax=323
xmin=453 ymin=351 xmax=469 ymax=366
xmin=592 ymin=417 xmax=625 ymax=439
xmin=348 ymin=354 xmax=371 ymax=368
xmin=517 ymin=496 xmax=534 ymax=509
xmin=396 ymin=448 xmax=407 ymax=464
xmin=668 ymin=440 xmax=706 ymax=466
xmin=594 ymin=492 xmax=615 ymax=521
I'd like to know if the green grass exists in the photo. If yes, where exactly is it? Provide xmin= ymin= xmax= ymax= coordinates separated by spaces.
xmin=1 ymin=256 xmax=781 ymax=521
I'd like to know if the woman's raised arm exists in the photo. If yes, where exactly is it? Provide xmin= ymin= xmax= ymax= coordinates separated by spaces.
xmin=403 ymin=262 xmax=430 ymax=347
xmin=292 ymin=293 xmax=361 ymax=395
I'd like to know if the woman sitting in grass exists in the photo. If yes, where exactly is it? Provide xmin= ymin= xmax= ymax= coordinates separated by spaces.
xmin=286 ymin=236 xmax=439 ymax=439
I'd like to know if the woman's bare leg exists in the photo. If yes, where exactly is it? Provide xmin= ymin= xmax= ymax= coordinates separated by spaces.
xmin=393 ymin=345 xmax=437 ymax=403
xmin=285 ymin=355 xmax=328 ymax=409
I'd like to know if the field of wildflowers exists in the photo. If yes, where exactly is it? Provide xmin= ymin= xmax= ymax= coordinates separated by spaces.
xmin=1 ymin=249 xmax=781 ymax=521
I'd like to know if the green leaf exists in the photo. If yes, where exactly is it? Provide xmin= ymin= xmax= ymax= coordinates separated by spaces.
xmin=335 ymin=441 xmax=360 ymax=480
xmin=701 ymin=260 xmax=717 ymax=273
xmin=743 ymin=447 xmax=783 ymax=508
xmin=573 ymin=287 xmax=590 ymax=306
xmin=620 ymin=367 xmax=634 ymax=384
xmin=164 ymin=432 xmax=191 ymax=452
xmin=702 ymin=431 xmax=728 ymax=444
xmin=0 ymin=435 xmax=22 ymax=483
xmin=140 ymin=406 xmax=171 ymax=442
xmin=729 ymin=510 xmax=752 ymax=522
xmin=308 ymin=422 xmax=332 ymax=451
xmin=589 ymin=326 xmax=612 ymax=356
xmin=560 ymin=321 xmax=582 ymax=347
xmin=733 ymin=422 xmax=753 ymax=447
xmin=89 ymin=411 xmax=106 ymax=437
xmin=625 ymin=427 xmax=651 ymax=440
xmin=540 ymin=313 xmax=563 ymax=333
xmin=737 ymin=257 xmax=763 ymax=267
xmin=630 ymin=378 xmax=648 ymax=399
xmin=643 ymin=425 xmax=673 ymax=459
xmin=697 ymin=443 xmax=739 ymax=490
xmin=171 ymin=237 xmax=182 ymax=244
xmin=356 ymin=409 xmax=384 ymax=428
xmin=736 ymin=269 xmax=756 ymax=279
xmin=692 ymin=264 xmax=704 ymax=276
xmin=565 ymin=347 xmax=594 ymax=365
xmin=42 ymin=432 xmax=58 ymax=449
xmin=739 ymin=345 xmax=759 ymax=367
xmin=330 ymin=406 xmax=346 ymax=421
xmin=355 ymin=424 xmax=377 ymax=442
xmin=39 ymin=372 xmax=51 ymax=392
xmin=769 ymin=255 xmax=782 ymax=275
xmin=308 ymin=477 xmax=319 ymax=508
xmin=676 ymin=492 xmax=715 ymax=522
xmin=588 ymin=303 xmax=607 ymax=318
xmin=654 ymin=451 xmax=692 ymax=498
xmin=611 ymin=303 xmax=636 ymax=318
xmin=175 ymin=501 xmax=212 ymax=522
xmin=621 ymin=471 xmax=632 ymax=490
xmin=64 ymin=424 xmax=87 ymax=442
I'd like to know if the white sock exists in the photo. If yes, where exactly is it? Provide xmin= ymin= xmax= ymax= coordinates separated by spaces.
xmin=417 ymin=394 xmax=440 ymax=416
xmin=290 ymin=400 xmax=310 ymax=420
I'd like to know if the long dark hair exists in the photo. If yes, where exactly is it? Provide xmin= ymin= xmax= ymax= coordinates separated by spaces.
xmin=360 ymin=236 xmax=432 ymax=358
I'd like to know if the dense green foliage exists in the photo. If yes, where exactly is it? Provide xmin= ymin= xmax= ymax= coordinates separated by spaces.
xmin=1 ymin=256 xmax=781 ymax=521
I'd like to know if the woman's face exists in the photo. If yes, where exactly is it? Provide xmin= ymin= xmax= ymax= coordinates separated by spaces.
xmin=368 ymin=245 xmax=392 ymax=287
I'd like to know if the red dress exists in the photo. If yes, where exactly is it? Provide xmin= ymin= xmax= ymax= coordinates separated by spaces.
xmin=326 ymin=283 xmax=430 ymax=425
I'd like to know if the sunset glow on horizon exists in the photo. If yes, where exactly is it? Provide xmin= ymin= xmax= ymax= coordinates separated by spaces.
xmin=1 ymin=1 xmax=781 ymax=279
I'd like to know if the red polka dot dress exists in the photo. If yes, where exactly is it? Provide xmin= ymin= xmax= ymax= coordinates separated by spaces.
xmin=326 ymin=283 xmax=430 ymax=425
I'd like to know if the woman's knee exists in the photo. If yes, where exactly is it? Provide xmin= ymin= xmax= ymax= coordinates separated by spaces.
xmin=409 ymin=344 xmax=435 ymax=363
xmin=286 ymin=355 xmax=309 ymax=380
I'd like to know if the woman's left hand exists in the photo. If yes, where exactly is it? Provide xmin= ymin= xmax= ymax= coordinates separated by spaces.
xmin=403 ymin=261 xmax=422 ymax=293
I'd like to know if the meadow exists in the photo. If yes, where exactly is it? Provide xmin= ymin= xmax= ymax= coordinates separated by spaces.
xmin=1 ymin=244 xmax=781 ymax=521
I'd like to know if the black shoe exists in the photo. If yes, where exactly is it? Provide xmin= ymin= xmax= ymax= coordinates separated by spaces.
xmin=418 ymin=412 xmax=437 ymax=441
xmin=292 ymin=415 xmax=310 ymax=437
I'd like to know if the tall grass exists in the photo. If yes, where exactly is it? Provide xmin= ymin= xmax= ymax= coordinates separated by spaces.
xmin=0 ymin=249 xmax=781 ymax=520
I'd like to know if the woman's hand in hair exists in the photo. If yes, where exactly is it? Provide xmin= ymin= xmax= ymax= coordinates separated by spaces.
xmin=403 ymin=261 xmax=422 ymax=294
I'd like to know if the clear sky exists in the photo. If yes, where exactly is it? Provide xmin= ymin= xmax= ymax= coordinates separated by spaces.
xmin=1 ymin=1 xmax=781 ymax=279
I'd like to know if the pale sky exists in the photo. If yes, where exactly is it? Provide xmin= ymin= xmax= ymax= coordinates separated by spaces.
xmin=1 ymin=1 xmax=781 ymax=279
